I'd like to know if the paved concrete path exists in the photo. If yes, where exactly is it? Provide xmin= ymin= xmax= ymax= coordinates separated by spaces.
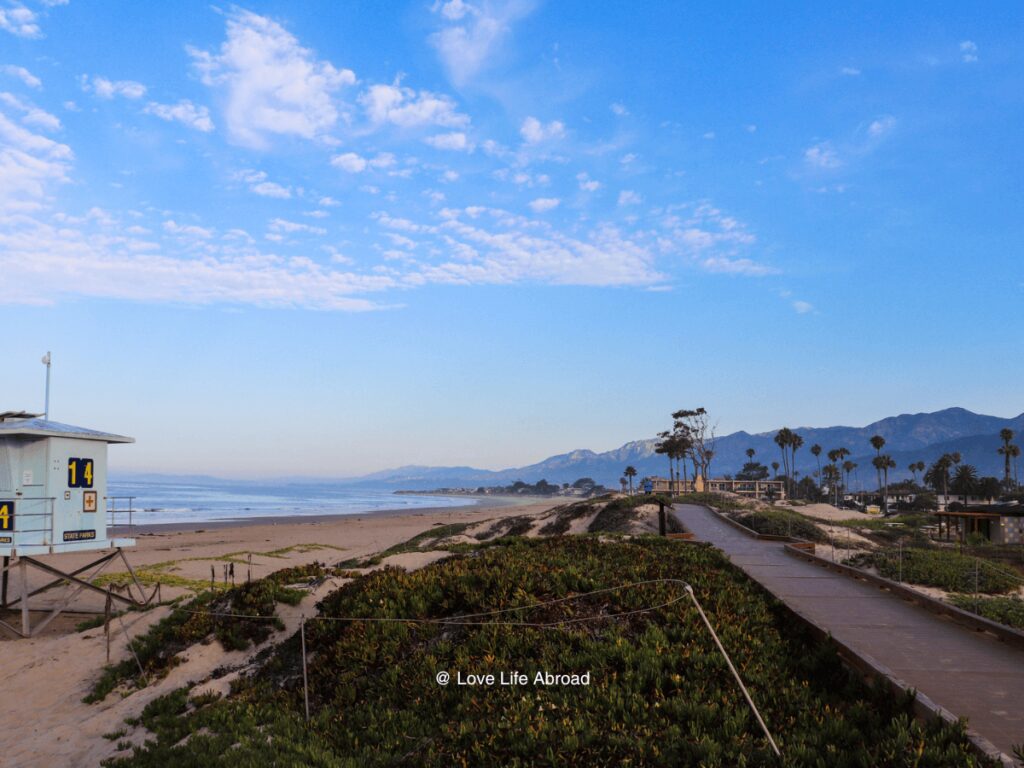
xmin=674 ymin=503 xmax=1024 ymax=760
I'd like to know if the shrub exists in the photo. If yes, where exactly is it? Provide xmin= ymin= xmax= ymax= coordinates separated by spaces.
xmin=949 ymin=595 xmax=1024 ymax=629
xmin=869 ymin=549 xmax=1020 ymax=594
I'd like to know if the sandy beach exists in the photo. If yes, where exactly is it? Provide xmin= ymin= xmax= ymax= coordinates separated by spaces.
xmin=0 ymin=497 xmax=560 ymax=768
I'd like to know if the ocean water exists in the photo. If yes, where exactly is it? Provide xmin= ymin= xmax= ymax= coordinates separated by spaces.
xmin=106 ymin=478 xmax=477 ymax=525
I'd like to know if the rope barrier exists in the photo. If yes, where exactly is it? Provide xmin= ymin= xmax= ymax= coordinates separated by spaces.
xmin=110 ymin=578 xmax=782 ymax=758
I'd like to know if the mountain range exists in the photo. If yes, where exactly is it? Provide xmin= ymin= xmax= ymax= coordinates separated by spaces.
xmin=345 ymin=408 xmax=1024 ymax=491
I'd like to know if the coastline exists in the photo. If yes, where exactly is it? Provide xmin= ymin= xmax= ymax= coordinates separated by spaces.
xmin=114 ymin=494 xmax=542 ymax=534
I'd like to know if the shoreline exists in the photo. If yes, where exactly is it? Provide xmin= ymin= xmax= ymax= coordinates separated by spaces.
xmin=113 ymin=494 xmax=543 ymax=534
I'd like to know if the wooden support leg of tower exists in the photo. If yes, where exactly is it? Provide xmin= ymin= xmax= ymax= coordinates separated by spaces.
xmin=20 ymin=559 xmax=30 ymax=636
xmin=117 ymin=548 xmax=147 ymax=604
xmin=2 ymin=555 xmax=8 ymax=609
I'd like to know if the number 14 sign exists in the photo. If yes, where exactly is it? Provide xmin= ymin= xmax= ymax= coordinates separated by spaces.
xmin=68 ymin=458 xmax=94 ymax=489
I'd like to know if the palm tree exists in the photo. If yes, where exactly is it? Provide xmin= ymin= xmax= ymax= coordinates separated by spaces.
xmin=746 ymin=447 xmax=756 ymax=464
xmin=914 ymin=461 xmax=925 ymax=486
xmin=998 ymin=429 xmax=1016 ymax=490
xmin=870 ymin=435 xmax=886 ymax=494
xmin=624 ymin=465 xmax=637 ymax=495
xmin=908 ymin=462 xmax=919 ymax=485
xmin=771 ymin=461 xmax=780 ymax=479
xmin=810 ymin=444 xmax=822 ymax=483
xmin=925 ymin=454 xmax=955 ymax=508
xmin=790 ymin=433 xmax=804 ymax=498
xmin=882 ymin=455 xmax=896 ymax=514
xmin=842 ymin=460 xmax=857 ymax=499
xmin=774 ymin=428 xmax=794 ymax=495
xmin=951 ymin=463 xmax=978 ymax=495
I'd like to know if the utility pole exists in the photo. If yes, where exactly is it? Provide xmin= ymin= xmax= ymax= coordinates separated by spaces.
xmin=41 ymin=352 xmax=51 ymax=420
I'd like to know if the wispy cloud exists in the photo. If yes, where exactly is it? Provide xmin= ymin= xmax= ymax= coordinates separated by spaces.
xmin=0 ymin=6 xmax=40 ymax=38
xmin=1 ymin=64 xmax=41 ymax=88
xmin=144 ymin=100 xmax=214 ymax=132
xmin=520 ymin=116 xmax=565 ymax=144
xmin=429 ymin=0 xmax=535 ymax=86
xmin=189 ymin=9 xmax=355 ymax=149
xmin=360 ymin=82 xmax=469 ymax=129
xmin=80 ymin=75 xmax=147 ymax=100
xmin=960 ymin=40 xmax=978 ymax=63
xmin=528 ymin=197 xmax=559 ymax=212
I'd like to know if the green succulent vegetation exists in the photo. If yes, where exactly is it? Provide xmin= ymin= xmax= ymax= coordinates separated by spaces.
xmin=734 ymin=509 xmax=825 ymax=542
xmin=85 ymin=577 xmax=305 ymax=703
xmin=106 ymin=536 xmax=991 ymax=767
xmin=858 ymin=548 xmax=1021 ymax=594
xmin=949 ymin=594 xmax=1024 ymax=630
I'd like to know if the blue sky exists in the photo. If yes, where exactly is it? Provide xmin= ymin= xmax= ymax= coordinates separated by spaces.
xmin=1 ymin=1 xmax=1022 ymax=477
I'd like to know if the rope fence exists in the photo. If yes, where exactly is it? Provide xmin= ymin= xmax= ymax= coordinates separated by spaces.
xmin=109 ymin=578 xmax=782 ymax=759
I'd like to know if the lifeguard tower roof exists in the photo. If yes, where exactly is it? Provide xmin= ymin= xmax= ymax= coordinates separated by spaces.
xmin=0 ymin=414 xmax=134 ymax=444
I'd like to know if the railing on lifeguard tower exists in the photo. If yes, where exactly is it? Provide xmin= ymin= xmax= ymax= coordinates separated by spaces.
xmin=12 ymin=497 xmax=56 ymax=546
xmin=107 ymin=496 xmax=136 ymax=538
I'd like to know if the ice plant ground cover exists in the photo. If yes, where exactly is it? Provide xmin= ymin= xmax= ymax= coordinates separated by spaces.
xmin=104 ymin=536 xmax=994 ymax=767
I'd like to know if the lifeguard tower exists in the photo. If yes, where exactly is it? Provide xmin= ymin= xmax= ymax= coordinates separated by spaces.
xmin=0 ymin=411 xmax=157 ymax=637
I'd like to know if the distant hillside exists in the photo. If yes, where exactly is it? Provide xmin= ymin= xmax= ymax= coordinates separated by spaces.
xmin=354 ymin=408 xmax=1024 ymax=490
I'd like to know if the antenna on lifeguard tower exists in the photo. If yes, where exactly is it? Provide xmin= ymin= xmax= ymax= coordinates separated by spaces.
xmin=41 ymin=351 xmax=51 ymax=421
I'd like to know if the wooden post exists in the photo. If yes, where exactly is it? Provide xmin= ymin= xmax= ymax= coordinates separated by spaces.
xmin=247 ymin=553 xmax=252 ymax=583
xmin=300 ymin=616 xmax=310 ymax=722
xmin=104 ymin=586 xmax=113 ymax=664
xmin=657 ymin=501 xmax=666 ymax=537
xmin=210 ymin=565 xmax=215 ymax=591
xmin=19 ymin=559 xmax=30 ymax=636
xmin=1 ymin=555 xmax=9 ymax=609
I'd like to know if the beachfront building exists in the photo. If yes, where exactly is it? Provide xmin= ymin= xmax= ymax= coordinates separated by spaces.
xmin=0 ymin=411 xmax=135 ymax=556
xmin=935 ymin=502 xmax=1024 ymax=544
xmin=843 ymin=491 xmax=999 ymax=513
xmin=644 ymin=475 xmax=786 ymax=501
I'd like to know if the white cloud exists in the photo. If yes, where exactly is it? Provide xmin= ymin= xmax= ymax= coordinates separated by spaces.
xmin=163 ymin=219 xmax=214 ymax=239
xmin=700 ymin=257 xmax=774 ymax=277
xmin=429 ymin=0 xmax=533 ymax=86
xmin=520 ymin=116 xmax=565 ymax=144
xmin=618 ymin=190 xmax=641 ymax=206
xmin=319 ymin=196 xmax=341 ymax=207
xmin=144 ymin=100 xmax=215 ymax=132
xmin=840 ymin=66 xmax=861 ymax=76
xmin=576 ymin=172 xmax=600 ymax=192
xmin=960 ymin=40 xmax=978 ymax=63
xmin=0 ymin=110 xmax=72 ymax=205
xmin=360 ymin=82 xmax=468 ymax=129
xmin=0 ymin=92 xmax=61 ymax=131
xmin=2 ymin=65 xmax=41 ymax=88
xmin=331 ymin=152 xmax=367 ymax=173
xmin=442 ymin=169 xmax=460 ymax=182
xmin=804 ymin=142 xmax=842 ymax=169
xmin=745 ymin=124 xmax=757 ymax=133
xmin=0 ymin=215 xmax=389 ymax=311
xmin=620 ymin=152 xmax=637 ymax=165
xmin=235 ymin=169 xmax=292 ymax=199
xmin=528 ymin=197 xmax=560 ymax=213
xmin=867 ymin=115 xmax=895 ymax=138
xmin=425 ymin=131 xmax=473 ymax=151
xmin=189 ymin=9 xmax=355 ymax=149
xmin=269 ymin=218 xmax=326 ymax=236
xmin=369 ymin=152 xmax=396 ymax=169
xmin=0 ymin=6 xmax=40 ymax=38
xmin=251 ymin=181 xmax=291 ymax=199
xmin=413 ymin=206 xmax=666 ymax=287
xmin=792 ymin=300 xmax=814 ymax=314
xmin=610 ymin=102 xmax=629 ymax=116
xmin=702 ymin=131 xmax=716 ymax=140
xmin=81 ymin=75 xmax=147 ymax=100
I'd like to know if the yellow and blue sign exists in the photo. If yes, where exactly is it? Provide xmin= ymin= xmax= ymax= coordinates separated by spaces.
xmin=67 ymin=457 xmax=95 ymax=489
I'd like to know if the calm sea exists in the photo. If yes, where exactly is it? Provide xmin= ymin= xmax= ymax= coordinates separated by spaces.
xmin=106 ymin=478 xmax=477 ymax=525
